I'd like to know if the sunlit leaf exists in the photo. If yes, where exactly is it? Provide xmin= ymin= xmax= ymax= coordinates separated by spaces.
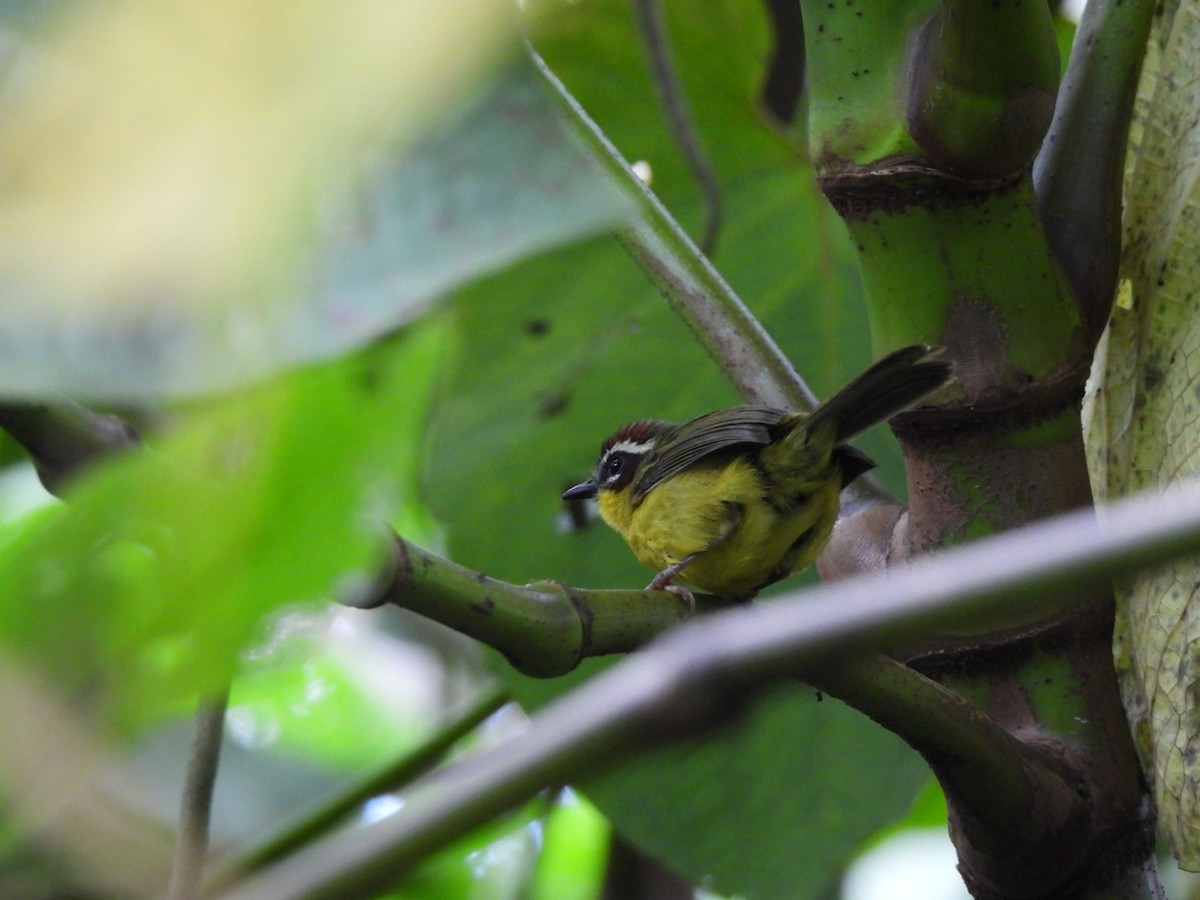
xmin=529 ymin=791 xmax=609 ymax=900
xmin=0 ymin=321 xmax=449 ymax=732
xmin=0 ymin=3 xmax=634 ymax=398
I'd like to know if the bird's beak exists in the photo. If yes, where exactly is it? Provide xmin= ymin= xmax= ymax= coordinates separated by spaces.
xmin=561 ymin=480 xmax=598 ymax=501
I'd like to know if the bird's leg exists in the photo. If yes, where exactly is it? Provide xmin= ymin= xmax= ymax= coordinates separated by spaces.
xmin=646 ymin=553 xmax=700 ymax=612
xmin=647 ymin=552 xmax=700 ymax=592
xmin=645 ymin=501 xmax=743 ymax=610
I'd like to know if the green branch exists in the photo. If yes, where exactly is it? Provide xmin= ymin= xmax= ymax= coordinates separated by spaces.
xmin=377 ymin=536 xmax=731 ymax=677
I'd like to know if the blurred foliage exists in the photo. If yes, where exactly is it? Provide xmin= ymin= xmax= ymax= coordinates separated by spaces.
xmin=0 ymin=7 xmax=632 ymax=397
xmin=529 ymin=791 xmax=610 ymax=900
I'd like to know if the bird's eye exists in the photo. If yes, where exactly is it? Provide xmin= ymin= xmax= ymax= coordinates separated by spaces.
xmin=607 ymin=454 xmax=625 ymax=476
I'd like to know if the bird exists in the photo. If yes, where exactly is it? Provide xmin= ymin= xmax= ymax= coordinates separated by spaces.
xmin=561 ymin=344 xmax=952 ymax=598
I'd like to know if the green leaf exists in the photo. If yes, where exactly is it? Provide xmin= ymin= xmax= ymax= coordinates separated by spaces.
xmin=227 ymin=631 xmax=422 ymax=771
xmin=0 ymin=321 xmax=448 ymax=733
xmin=529 ymin=791 xmax=609 ymax=900
xmin=426 ymin=1 xmax=927 ymax=895
xmin=1082 ymin=0 xmax=1200 ymax=870
xmin=396 ymin=803 xmax=544 ymax=900
xmin=584 ymin=686 xmax=924 ymax=900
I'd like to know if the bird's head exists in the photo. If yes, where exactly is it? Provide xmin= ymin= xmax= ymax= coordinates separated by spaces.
xmin=561 ymin=420 xmax=668 ymax=501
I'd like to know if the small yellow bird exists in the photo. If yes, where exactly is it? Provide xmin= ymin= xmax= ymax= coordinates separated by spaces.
xmin=561 ymin=345 xmax=952 ymax=598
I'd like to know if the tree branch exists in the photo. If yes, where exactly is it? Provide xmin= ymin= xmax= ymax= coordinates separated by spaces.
xmin=376 ymin=536 xmax=734 ymax=678
xmin=0 ymin=399 xmax=140 ymax=495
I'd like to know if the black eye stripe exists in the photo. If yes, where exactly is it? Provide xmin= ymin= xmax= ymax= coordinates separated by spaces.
xmin=598 ymin=450 xmax=640 ymax=487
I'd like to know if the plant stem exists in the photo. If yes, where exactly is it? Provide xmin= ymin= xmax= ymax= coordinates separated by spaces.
xmin=632 ymin=0 xmax=723 ymax=256
xmin=0 ymin=399 xmax=139 ymax=495
xmin=168 ymin=689 xmax=229 ymax=900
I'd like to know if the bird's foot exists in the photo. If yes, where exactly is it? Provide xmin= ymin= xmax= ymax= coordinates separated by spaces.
xmin=646 ymin=571 xmax=696 ymax=614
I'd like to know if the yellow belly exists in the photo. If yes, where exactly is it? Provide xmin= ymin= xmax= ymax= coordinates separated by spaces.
xmin=596 ymin=457 xmax=841 ymax=597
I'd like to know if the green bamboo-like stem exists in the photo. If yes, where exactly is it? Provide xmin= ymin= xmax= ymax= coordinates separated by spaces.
xmin=798 ymin=0 xmax=1158 ymax=894
xmin=217 ymin=478 xmax=1200 ymax=900
xmin=803 ymin=0 xmax=1079 ymax=394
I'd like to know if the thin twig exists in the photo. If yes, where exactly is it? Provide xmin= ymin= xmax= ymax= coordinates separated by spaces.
xmin=632 ymin=0 xmax=723 ymax=256
xmin=527 ymin=43 xmax=806 ymax=412
xmin=168 ymin=690 xmax=230 ymax=900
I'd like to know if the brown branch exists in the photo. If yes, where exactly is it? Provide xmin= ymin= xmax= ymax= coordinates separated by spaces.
xmin=168 ymin=690 xmax=229 ymax=900
xmin=0 ymin=400 xmax=140 ymax=495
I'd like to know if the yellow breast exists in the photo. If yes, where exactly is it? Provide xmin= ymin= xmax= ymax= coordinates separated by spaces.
xmin=596 ymin=456 xmax=841 ymax=597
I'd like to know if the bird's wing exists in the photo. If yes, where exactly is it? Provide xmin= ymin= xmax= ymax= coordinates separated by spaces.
xmin=631 ymin=405 xmax=787 ymax=502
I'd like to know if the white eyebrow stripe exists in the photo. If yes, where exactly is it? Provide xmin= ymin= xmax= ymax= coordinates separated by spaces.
xmin=607 ymin=439 xmax=655 ymax=455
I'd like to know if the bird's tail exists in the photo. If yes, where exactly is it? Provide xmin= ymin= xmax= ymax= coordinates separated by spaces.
xmin=805 ymin=344 xmax=952 ymax=445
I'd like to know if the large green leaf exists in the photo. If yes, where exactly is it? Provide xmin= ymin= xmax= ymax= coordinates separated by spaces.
xmin=425 ymin=1 xmax=927 ymax=896
xmin=1082 ymin=0 xmax=1200 ymax=870
xmin=0 ymin=5 xmax=633 ymax=398
xmin=0 ymin=322 xmax=448 ymax=733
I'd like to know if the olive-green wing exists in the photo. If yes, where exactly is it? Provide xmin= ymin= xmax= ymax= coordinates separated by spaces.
xmin=631 ymin=405 xmax=788 ymax=503
xmin=806 ymin=343 xmax=951 ymax=444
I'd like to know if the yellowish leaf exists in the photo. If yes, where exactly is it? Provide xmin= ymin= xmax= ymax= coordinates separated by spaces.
xmin=1083 ymin=0 xmax=1200 ymax=868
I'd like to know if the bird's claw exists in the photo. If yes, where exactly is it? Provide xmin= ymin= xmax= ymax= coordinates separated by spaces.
xmin=646 ymin=575 xmax=695 ymax=614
